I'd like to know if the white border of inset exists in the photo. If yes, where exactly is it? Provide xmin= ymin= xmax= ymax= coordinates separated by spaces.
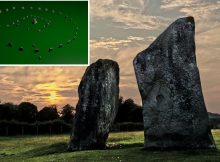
xmin=0 ymin=0 xmax=90 ymax=66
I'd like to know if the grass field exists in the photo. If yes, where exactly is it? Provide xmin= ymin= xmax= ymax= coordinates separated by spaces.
xmin=0 ymin=130 xmax=220 ymax=162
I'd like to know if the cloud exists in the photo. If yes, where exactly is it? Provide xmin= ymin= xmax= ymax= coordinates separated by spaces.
xmin=91 ymin=0 xmax=169 ymax=30
xmin=128 ymin=36 xmax=144 ymax=41
xmin=195 ymin=25 xmax=220 ymax=113
xmin=196 ymin=25 xmax=220 ymax=71
xmin=0 ymin=67 xmax=85 ymax=109
xmin=91 ymin=37 xmax=132 ymax=51
xmin=91 ymin=36 xmax=155 ymax=52
xmin=161 ymin=0 xmax=220 ymax=32
xmin=161 ymin=0 xmax=201 ymax=9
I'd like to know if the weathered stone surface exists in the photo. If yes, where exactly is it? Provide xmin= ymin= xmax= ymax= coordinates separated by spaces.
xmin=133 ymin=17 xmax=215 ymax=149
xmin=68 ymin=59 xmax=119 ymax=151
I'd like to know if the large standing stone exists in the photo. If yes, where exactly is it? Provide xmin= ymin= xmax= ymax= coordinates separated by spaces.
xmin=133 ymin=17 xmax=215 ymax=149
xmin=68 ymin=59 xmax=119 ymax=151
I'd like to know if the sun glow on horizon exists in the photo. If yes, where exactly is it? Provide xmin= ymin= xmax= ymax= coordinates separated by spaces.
xmin=49 ymin=92 xmax=57 ymax=101
xmin=36 ymin=83 xmax=60 ymax=104
xmin=47 ymin=91 xmax=62 ymax=105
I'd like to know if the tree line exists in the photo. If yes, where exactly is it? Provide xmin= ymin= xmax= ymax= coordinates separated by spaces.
xmin=0 ymin=102 xmax=75 ymax=123
xmin=0 ymin=102 xmax=75 ymax=135
xmin=0 ymin=97 xmax=143 ymax=135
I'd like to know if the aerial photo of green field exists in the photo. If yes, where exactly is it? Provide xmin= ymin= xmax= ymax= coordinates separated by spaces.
xmin=0 ymin=1 xmax=88 ymax=65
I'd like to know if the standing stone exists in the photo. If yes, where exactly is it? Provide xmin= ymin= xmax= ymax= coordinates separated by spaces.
xmin=133 ymin=17 xmax=215 ymax=149
xmin=68 ymin=59 xmax=119 ymax=151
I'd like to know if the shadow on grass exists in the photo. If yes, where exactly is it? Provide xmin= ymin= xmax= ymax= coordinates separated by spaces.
xmin=23 ymin=142 xmax=68 ymax=157
xmin=179 ymin=149 xmax=220 ymax=156
xmin=22 ymin=141 xmax=144 ymax=158
xmin=22 ymin=140 xmax=220 ymax=161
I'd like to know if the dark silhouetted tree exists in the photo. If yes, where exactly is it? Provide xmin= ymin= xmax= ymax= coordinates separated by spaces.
xmin=131 ymin=106 xmax=143 ymax=123
xmin=115 ymin=97 xmax=143 ymax=123
xmin=60 ymin=104 xmax=75 ymax=123
xmin=0 ymin=102 xmax=18 ymax=121
xmin=37 ymin=105 xmax=59 ymax=121
xmin=18 ymin=102 xmax=38 ymax=123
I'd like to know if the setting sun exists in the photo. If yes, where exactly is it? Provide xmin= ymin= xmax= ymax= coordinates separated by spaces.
xmin=50 ymin=93 xmax=57 ymax=100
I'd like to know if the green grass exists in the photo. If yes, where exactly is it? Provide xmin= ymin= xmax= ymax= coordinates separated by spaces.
xmin=0 ymin=130 xmax=220 ymax=162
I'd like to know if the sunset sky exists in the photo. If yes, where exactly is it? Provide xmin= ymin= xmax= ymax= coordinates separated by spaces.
xmin=0 ymin=0 xmax=220 ymax=113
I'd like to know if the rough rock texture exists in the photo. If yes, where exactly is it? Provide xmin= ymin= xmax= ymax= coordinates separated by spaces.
xmin=68 ymin=59 xmax=119 ymax=151
xmin=133 ymin=17 xmax=215 ymax=149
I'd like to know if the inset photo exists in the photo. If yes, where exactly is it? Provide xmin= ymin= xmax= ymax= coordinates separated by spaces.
xmin=0 ymin=1 xmax=88 ymax=65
